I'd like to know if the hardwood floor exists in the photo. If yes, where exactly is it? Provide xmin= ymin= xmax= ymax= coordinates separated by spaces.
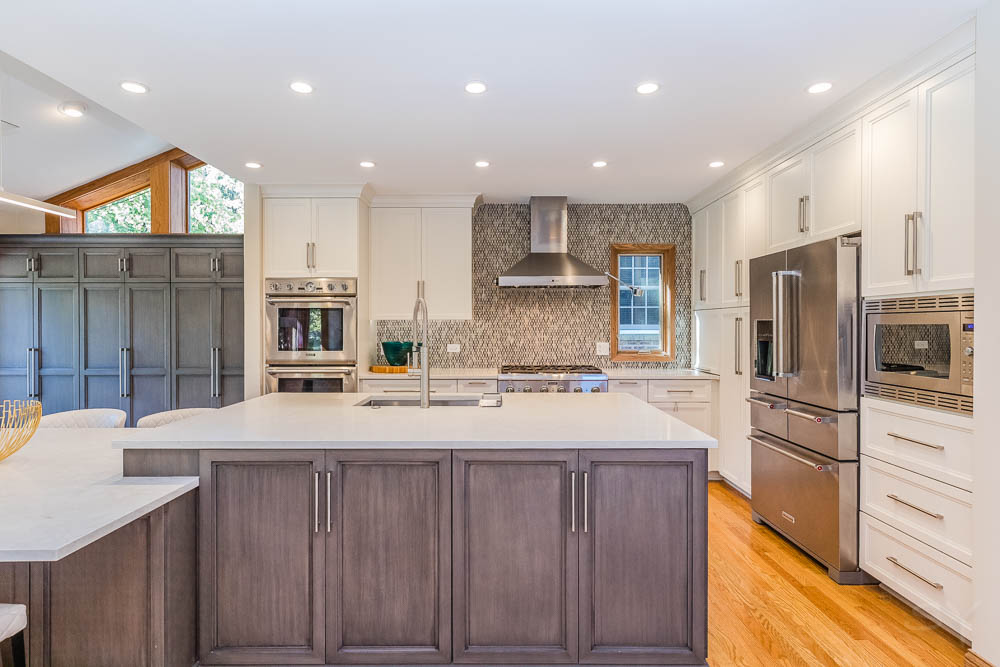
xmin=707 ymin=481 xmax=967 ymax=666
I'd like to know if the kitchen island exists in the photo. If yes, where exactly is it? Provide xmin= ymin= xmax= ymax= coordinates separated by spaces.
xmin=114 ymin=391 xmax=714 ymax=667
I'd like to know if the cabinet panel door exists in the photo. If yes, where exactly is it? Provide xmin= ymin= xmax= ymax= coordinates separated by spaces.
xmin=0 ymin=284 xmax=33 ymax=402
xmin=705 ymin=200 xmax=724 ymax=307
xmin=579 ymin=450 xmax=707 ymax=665
xmin=767 ymin=154 xmax=810 ymax=251
xmin=263 ymin=198 xmax=312 ymax=277
xmin=216 ymin=247 xmax=244 ymax=282
xmin=453 ymin=450 xmax=578 ymax=664
xmin=172 ymin=284 xmax=215 ymax=409
xmin=80 ymin=247 xmax=125 ymax=282
xmin=0 ymin=248 xmax=32 ymax=281
xmin=33 ymin=247 xmax=79 ymax=281
xmin=199 ymin=451 xmax=326 ymax=664
xmin=370 ymin=208 xmax=421 ymax=319
xmin=718 ymin=309 xmax=750 ymax=494
xmin=811 ymin=121 xmax=862 ymax=239
xmin=421 ymin=208 xmax=472 ymax=319
xmin=171 ymin=247 xmax=217 ymax=282
xmin=862 ymin=90 xmax=919 ymax=296
xmin=216 ymin=285 xmax=244 ymax=407
xmin=125 ymin=247 xmax=171 ymax=282
xmin=744 ymin=178 xmax=768 ymax=263
xmin=693 ymin=308 xmax=721 ymax=374
xmin=691 ymin=208 xmax=709 ymax=310
xmin=125 ymin=284 xmax=170 ymax=426
xmin=918 ymin=59 xmax=975 ymax=293
xmin=327 ymin=451 xmax=451 ymax=664
xmin=311 ymin=199 xmax=359 ymax=277
xmin=720 ymin=191 xmax=745 ymax=308
xmin=34 ymin=284 xmax=79 ymax=415
xmin=79 ymin=284 xmax=125 ymax=413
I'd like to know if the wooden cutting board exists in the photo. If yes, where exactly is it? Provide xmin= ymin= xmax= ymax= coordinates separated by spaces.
xmin=369 ymin=365 xmax=409 ymax=374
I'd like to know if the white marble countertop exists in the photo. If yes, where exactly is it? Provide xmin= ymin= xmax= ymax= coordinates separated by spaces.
xmin=114 ymin=392 xmax=718 ymax=450
xmin=361 ymin=367 xmax=718 ymax=380
xmin=0 ymin=428 xmax=197 ymax=562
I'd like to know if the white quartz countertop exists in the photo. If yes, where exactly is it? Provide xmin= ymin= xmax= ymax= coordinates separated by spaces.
xmin=361 ymin=367 xmax=717 ymax=380
xmin=0 ymin=428 xmax=198 ymax=562
xmin=114 ymin=392 xmax=718 ymax=450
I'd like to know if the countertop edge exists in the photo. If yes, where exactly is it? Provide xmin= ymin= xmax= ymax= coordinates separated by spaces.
xmin=115 ymin=440 xmax=717 ymax=450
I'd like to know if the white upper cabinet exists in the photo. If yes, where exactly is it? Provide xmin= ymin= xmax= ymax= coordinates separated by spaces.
xmin=862 ymin=57 xmax=974 ymax=296
xmin=263 ymin=197 xmax=360 ymax=278
xmin=371 ymin=206 xmax=473 ymax=320
xmin=810 ymin=121 xmax=861 ymax=239
xmin=691 ymin=208 xmax=710 ymax=310
xmin=692 ymin=200 xmax=724 ymax=310
xmin=744 ymin=177 xmax=768 ymax=261
xmin=766 ymin=153 xmax=811 ymax=251
xmin=720 ymin=190 xmax=747 ymax=307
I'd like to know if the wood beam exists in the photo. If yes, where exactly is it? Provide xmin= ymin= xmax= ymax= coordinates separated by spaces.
xmin=150 ymin=159 xmax=189 ymax=233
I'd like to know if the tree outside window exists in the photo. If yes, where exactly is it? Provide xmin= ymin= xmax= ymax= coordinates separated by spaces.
xmin=188 ymin=164 xmax=244 ymax=234
xmin=84 ymin=188 xmax=151 ymax=233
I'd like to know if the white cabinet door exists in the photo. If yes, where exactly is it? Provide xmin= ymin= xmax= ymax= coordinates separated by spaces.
xmin=766 ymin=154 xmax=810 ymax=251
xmin=720 ymin=190 xmax=746 ymax=308
xmin=311 ymin=199 xmax=359 ymax=277
xmin=718 ymin=308 xmax=751 ymax=494
xmin=705 ymin=200 xmax=724 ymax=308
xmin=862 ymin=90 xmax=919 ymax=296
xmin=421 ymin=208 xmax=472 ymax=319
xmin=653 ymin=401 xmax=717 ymax=472
xmin=917 ymin=59 xmax=975 ymax=293
xmin=693 ymin=308 xmax=721 ymax=374
xmin=370 ymin=208 xmax=422 ymax=319
xmin=691 ymin=208 xmax=710 ymax=310
xmin=263 ymin=198 xmax=312 ymax=277
xmin=810 ymin=121 xmax=861 ymax=239
xmin=744 ymin=178 xmax=767 ymax=265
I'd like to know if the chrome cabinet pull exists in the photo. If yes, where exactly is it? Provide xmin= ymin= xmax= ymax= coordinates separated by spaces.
xmin=785 ymin=407 xmax=836 ymax=424
xmin=326 ymin=471 xmax=333 ymax=533
xmin=801 ymin=195 xmax=810 ymax=232
xmin=122 ymin=348 xmax=130 ymax=397
xmin=618 ymin=381 xmax=639 ymax=385
xmin=314 ymin=471 xmax=320 ymax=533
xmin=699 ymin=269 xmax=706 ymax=302
xmin=583 ymin=471 xmax=589 ymax=533
xmin=911 ymin=212 xmax=921 ymax=275
xmin=887 ymin=432 xmax=944 ymax=451
xmin=886 ymin=493 xmax=944 ymax=520
xmin=904 ymin=212 xmax=922 ymax=276
xmin=747 ymin=435 xmax=832 ymax=471
xmin=305 ymin=243 xmax=311 ymax=269
xmin=666 ymin=389 xmax=694 ymax=394
xmin=734 ymin=317 xmax=741 ymax=375
xmin=797 ymin=197 xmax=804 ymax=233
xmin=25 ymin=257 xmax=31 ymax=274
xmin=570 ymin=471 xmax=576 ymax=533
xmin=25 ymin=349 xmax=31 ymax=398
xmin=465 ymin=381 xmax=488 ymax=386
xmin=887 ymin=555 xmax=942 ymax=590
xmin=118 ymin=348 xmax=125 ymax=398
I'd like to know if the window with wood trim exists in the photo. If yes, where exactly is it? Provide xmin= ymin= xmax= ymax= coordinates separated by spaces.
xmin=188 ymin=164 xmax=245 ymax=234
xmin=610 ymin=244 xmax=676 ymax=361
xmin=84 ymin=188 xmax=152 ymax=233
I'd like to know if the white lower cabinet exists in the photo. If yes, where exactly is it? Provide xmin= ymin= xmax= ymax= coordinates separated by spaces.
xmin=609 ymin=379 xmax=648 ymax=402
xmin=651 ymin=400 xmax=717 ymax=474
xmin=456 ymin=378 xmax=498 ymax=393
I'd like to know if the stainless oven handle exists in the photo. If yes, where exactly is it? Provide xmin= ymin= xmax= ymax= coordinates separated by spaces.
xmin=747 ymin=435 xmax=832 ymax=471
xmin=887 ymin=432 xmax=944 ymax=451
xmin=785 ymin=408 xmax=837 ymax=424
xmin=266 ymin=366 xmax=357 ymax=375
xmin=266 ymin=297 xmax=356 ymax=306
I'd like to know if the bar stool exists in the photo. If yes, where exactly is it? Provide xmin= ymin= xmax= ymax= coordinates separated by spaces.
xmin=0 ymin=604 xmax=26 ymax=667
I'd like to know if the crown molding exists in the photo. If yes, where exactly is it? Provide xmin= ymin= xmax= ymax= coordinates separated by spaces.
xmin=369 ymin=193 xmax=484 ymax=210
xmin=686 ymin=19 xmax=976 ymax=214
xmin=259 ymin=183 xmax=374 ymax=201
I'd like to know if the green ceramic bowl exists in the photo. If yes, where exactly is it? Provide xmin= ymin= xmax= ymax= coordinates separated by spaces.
xmin=381 ymin=341 xmax=413 ymax=366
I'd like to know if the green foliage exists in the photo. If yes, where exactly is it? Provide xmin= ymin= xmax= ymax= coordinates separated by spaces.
xmin=84 ymin=188 xmax=151 ymax=233
xmin=189 ymin=164 xmax=244 ymax=234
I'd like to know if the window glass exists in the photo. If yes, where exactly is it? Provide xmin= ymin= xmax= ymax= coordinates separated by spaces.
xmin=84 ymin=189 xmax=151 ymax=233
xmin=188 ymin=164 xmax=244 ymax=234
xmin=616 ymin=253 xmax=664 ymax=353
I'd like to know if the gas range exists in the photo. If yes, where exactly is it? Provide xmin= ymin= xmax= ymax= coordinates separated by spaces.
xmin=498 ymin=364 xmax=608 ymax=394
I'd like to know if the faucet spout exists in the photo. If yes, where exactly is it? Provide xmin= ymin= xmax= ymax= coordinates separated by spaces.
xmin=408 ymin=280 xmax=431 ymax=408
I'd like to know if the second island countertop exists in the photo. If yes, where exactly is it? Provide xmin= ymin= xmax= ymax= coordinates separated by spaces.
xmin=114 ymin=392 xmax=717 ymax=450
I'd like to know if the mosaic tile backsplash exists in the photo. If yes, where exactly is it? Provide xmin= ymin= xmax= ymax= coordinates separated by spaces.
xmin=376 ymin=202 xmax=692 ymax=368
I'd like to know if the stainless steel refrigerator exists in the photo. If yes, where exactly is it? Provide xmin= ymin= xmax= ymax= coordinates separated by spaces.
xmin=747 ymin=235 xmax=874 ymax=584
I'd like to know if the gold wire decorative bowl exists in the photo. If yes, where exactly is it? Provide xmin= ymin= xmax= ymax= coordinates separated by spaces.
xmin=0 ymin=400 xmax=41 ymax=463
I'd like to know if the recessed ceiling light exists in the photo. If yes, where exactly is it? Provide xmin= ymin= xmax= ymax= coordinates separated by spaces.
xmin=708 ymin=161 xmax=725 ymax=168
xmin=58 ymin=102 xmax=87 ymax=118
xmin=290 ymin=81 xmax=314 ymax=94
xmin=636 ymin=82 xmax=659 ymax=95
xmin=245 ymin=162 xmax=261 ymax=169
xmin=120 ymin=81 xmax=148 ymax=94
xmin=464 ymin=81 xmax=487 ymax=94
xmin=475 ymin=160 xmax=490 ymax=168
xmin=807 ymin=82 xmax=833 ymax=94
xmin=592 ymin=160 xmax=608 ymax=168
xmin=359 ymin=161 xmax=376 ymax=168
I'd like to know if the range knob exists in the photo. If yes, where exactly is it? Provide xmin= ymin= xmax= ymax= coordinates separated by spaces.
xmin=268 ymin=282 xmax=279 ymax=291
xmin=504 ymin=386 xmax=515 ymax=393
xmin=573 ymin=387 xmax=583 ymax=393
xmin=341 ymin=282 xmax=349 ymax=291
xmin=326 ymin=284 xmax=335 ymax=291
xmin=304 ymin=281 xmax=316 ymax=292
xmin=539 ymin=386 xmax=549 ymax=392
xmin=557 ymin=386 xmax=566 ymax=392
xmin=590 ymin=386 xmax=601 ymax=393
xmin=284 ymin=283 xmax=293 ymax=291
xmin=523 ymin=386 xmax=533 ymax=392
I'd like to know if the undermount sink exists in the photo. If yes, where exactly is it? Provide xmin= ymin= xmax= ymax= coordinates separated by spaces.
xmin=356 ymin=394 xmax=500 ymax=408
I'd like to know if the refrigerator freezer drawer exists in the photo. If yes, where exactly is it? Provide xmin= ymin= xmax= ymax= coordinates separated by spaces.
xmin=747 ymin=391 xmax=788 ymax=440
xmin=785 ymin=400 xmax=858 ymax=461
xmin=750 ymin=431 xmax=859 ymax=573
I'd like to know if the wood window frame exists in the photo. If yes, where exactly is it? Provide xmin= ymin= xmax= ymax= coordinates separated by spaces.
xmin=610 ymin=243 xmax=676 ymax=362
xmin=44 ymin=148 xmax=204 ymax=234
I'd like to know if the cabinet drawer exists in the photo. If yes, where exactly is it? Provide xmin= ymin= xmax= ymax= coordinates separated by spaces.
xmin=456 ymin=378 xmax=497 ymax=393
xmin=360 ymin=378 xmax=458 ymax=393
xmin=860 ymin=513 xmax=972 ymax=639
xmin=861 ymin=398 xmax=974 ymax=491
xmin=860 ymin=455 xmax=972 ymax=565
xmin=609 ymin=379 xmax=648 ymax=402
xmin=648 ymin=379 xmax=712 ymax=403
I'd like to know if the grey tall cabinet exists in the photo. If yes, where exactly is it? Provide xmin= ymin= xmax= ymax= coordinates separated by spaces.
xmin=0 ymin=235 xmax=244 ymax=425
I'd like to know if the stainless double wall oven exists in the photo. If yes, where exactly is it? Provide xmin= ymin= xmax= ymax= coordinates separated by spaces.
xmin=264 ymin=277 xmax=358 ymax=393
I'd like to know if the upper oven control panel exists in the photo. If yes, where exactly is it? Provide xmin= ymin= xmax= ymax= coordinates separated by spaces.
xmin=265 ymin=277 xmax=357 ymax=296
xmin=961 ymin=311 xmax=974 ymax=395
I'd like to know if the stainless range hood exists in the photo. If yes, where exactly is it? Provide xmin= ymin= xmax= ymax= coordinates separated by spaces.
xmin=496 ymin=196 xmax=609 ymax=287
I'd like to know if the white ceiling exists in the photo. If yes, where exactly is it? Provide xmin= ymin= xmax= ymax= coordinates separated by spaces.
xmin=0 ymin=0 xmax=983 ymax=203
xmin=0 ymin=53 xmax=170 ymax=200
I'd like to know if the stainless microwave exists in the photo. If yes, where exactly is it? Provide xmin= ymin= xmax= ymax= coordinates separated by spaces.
xmin=264 ymin=278 xmax=357 ymax=365
xmin=864 ymin=294 xmax=973 ymax=410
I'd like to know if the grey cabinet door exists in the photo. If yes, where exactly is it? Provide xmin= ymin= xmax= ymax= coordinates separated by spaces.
xmin=216 ymin=248 xmax=244 ymax=282
xmin=327 ymin=451 xmax=451 ymax=664
xmin=453 ymin=450 xmax=578 ymax=664
xmin=0 ymin=284 xmax=33 ymax=402
xmin=33 ymin=284 xmax=79 ymax=415
xmin=215 ymin=285 xmax=244 ymax=407
xmin=170 ymin=248 xmax=216 ymax=282
xmin=79 ymin=284 xmax=126 ymax=414
xmin=125 ymin=247 xmax=171 ymax=282
xmin=124 ymin=284 xmax=171 ymax=427
xmin=80 ymin=248 xmax=125 ymax=282
xmin=33 ymin=247 xmax=80 ymax=282
xmin=578 ymin=450 xmax=708 ymax=665
xmin=199 ymin=451 xmax=326 ymax=664
xmin=0 ymin=248 xmax=32 ymax=282
xmin=171 ymin=283 xmax=215 ymax=409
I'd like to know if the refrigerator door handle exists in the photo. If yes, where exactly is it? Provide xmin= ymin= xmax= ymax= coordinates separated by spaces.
xmin=772 ymin=270 xmax=800 ymax=377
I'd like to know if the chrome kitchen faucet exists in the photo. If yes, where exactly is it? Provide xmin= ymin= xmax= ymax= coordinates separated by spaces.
xmin=408 ymin=280 xmax=431 ymax=408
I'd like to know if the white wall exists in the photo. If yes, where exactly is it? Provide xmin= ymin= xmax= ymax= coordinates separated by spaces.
xmin=243 ymin=183 xmax=263 ymax=399
xmin=0 ymin=205 xmax=45 ymax=233
xmin=974 ymin=5 xmax=1000 ymax=665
